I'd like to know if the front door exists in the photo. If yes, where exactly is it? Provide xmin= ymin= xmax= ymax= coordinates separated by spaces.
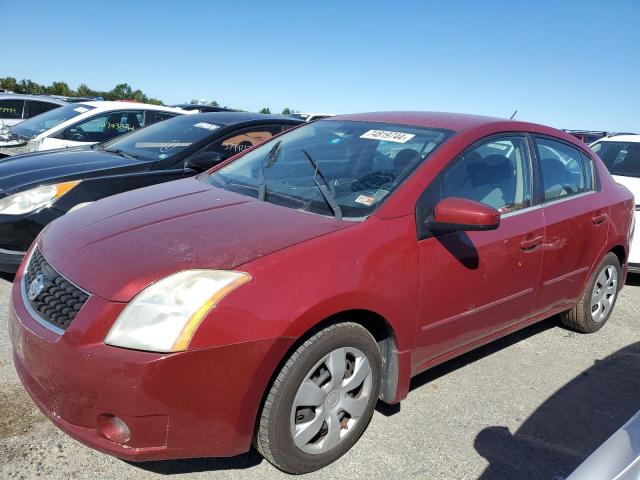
xmin=413 ymin=134 xmax=545 ymax=370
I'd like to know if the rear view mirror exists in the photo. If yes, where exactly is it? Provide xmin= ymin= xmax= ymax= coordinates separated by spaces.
xmin=185 ymin=151 xmax=227 ymax=172
xmin=426 ymin=197 xmax=500 ymax=233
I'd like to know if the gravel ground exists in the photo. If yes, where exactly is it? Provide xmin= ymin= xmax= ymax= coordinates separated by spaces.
xmin=1 ymin=273 xmax=639 ymax=480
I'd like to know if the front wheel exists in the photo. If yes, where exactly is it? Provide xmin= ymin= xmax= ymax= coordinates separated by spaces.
xmin=561 ymin=252 xmax=621 ymax=333
xmin=255 ymin=322 xmax=382 ymax=474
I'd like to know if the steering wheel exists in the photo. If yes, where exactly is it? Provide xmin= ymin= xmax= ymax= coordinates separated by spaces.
xmin=353 ymin=171 xmax=396 ymax=191
xmin=71 ymin=126 xmax=89 ymax=142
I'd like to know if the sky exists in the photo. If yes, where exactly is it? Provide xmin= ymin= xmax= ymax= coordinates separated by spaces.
xmin=2 ymin=0 xmax=639 ymax=132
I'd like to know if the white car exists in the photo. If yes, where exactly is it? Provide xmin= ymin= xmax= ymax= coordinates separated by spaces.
xmin=591 ymin=134 xmax=640 ymax=273
xmin=0 ymin=101 xmax=189 ymax=157
xmin=288 ymin=112 xmax=336 ymax=122
xmin=0 ymin=93 xmax=68 ymax=128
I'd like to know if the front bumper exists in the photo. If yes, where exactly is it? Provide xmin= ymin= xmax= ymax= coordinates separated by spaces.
xmin=10 ymin=273 xmax=294 ymax=461
xmin=0 ymin=140 xmax=28 ymax=156
xmin=0 ymin=247 xmax=24 ymax=273
xmin=0 ymin=207 xmax=65 ymax=272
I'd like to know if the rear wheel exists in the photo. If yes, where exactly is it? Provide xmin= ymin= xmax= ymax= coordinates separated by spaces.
xmin=255 ymin=322 xmax=382 ymax=474
xmin=561 ymin=252 xmax=621 ymax=333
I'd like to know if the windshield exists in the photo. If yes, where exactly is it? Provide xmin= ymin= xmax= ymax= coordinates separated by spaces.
xmin=592 ymin=140 xmax=640 ymax=178
xmin=100 ymin=115 xmax=224 ymax=161
xmin=11 ymin=104 xmax=95 ymax=138
xmin=208 ymin=120 xmax=451 ymax=218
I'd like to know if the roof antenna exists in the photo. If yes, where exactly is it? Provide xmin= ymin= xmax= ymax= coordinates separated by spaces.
xmin=510 ymin=110 xmax=518 ymax=120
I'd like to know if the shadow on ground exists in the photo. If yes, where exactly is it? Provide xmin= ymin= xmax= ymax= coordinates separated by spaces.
xmin=474 ymin=340 xmax=640 ymax=479
xmin=128 ymin=448 xmax=263 ymax=474
xmin=627 ymin=272 xmax=640 ymax=287
xmin=0 ymin=272 xmax=15 ymax=283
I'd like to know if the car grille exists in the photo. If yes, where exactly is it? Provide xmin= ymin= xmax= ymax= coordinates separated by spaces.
xmin=24 ymin=248 xmax=89 ymax=331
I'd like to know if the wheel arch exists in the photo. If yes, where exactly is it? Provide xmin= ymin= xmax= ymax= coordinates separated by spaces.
xmin=247 ymin=309 xmax=404 ymax=447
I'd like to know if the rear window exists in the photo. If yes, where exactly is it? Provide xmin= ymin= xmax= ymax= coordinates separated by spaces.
xmin=0 ymin=99 xmax=24 ymax=119
xmin=592 ymin=141 xmax=640 ymax=178
xmin=27 ymin=100 xmax=61 ymax=118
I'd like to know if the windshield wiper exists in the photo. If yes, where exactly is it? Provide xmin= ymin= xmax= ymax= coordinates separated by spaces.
xmin=257 ymin=140 xmax=282 ymax=201
xmin=105 ymin=148 xmax=138 ymax=159
xmin=301 ymin=149 xmax=342 ymax=221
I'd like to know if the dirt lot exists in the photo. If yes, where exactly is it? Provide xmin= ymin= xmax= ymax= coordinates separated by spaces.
xmin=1 ymin=274 xmax=639 ymax=480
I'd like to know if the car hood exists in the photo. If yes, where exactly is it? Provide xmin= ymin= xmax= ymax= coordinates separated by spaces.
xmin=0 ymin=149 xmax=152 ymax=196
xmin=40 ymin=177 xmax=353 ymax=302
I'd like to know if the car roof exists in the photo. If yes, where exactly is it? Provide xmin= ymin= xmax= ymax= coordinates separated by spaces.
xmin=0 ymin=93 xmax=69 ymax=105
xmin=328 ymin=111 xmax=518 ymax=131
xmin=595 ymin=134 xmax=640 ymax=143
xmin=79 ymin=101 xmax=186 ymax=112
xmin=184 ymin=111 xmax=304 ymax=126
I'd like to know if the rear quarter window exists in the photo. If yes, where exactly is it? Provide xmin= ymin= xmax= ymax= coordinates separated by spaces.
xmin=0 ymin=99 xmax=24 ymax=119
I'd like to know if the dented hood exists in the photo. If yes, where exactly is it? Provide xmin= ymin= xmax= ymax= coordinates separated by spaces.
xmin=40 ymin=177 xmax=352 ymax=302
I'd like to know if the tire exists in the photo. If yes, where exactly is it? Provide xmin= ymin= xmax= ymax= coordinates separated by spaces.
xmin=561 ymin=252 xmax=621 ymax=333
xmin=255 ymin=322 xmax=382 ymax=474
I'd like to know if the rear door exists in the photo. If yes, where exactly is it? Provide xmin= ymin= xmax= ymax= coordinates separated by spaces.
xmin=413 ymin=134 xmax=545 ymax=367
xmin=532 ymin=136 xmax=607 ymax=314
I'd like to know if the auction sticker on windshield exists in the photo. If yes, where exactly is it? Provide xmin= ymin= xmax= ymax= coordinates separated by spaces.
xmin=360 ymin=130 xmax=415 ymax=143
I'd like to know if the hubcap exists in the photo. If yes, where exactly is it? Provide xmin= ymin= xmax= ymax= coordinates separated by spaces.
xmin=590 ymin=265 xmax=618 ymax=323
xmin=290 ymin=347 xmax=373 ymax=455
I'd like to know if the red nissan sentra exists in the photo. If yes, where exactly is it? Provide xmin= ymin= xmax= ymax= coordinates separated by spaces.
xmin=10 ymin=112 xmax=635 ymax=473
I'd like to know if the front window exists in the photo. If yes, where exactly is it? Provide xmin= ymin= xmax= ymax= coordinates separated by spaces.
xmin=61 ymin=110 xmax=144 ymax=143
xmin=207 ymin=120 xmax=451 ymax=219
xmin=99 ymin=115 xmax=225 ymax=161
xmin=11 ymin=104 xmax=95 ymax=138
xmin=592 ymin=141 xmax=640 ymax=178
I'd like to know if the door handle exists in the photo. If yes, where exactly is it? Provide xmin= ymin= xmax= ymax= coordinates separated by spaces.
xmin=592 ymin=213 xmax=608 ymax=225
xmin=521 ymin=235 xmax=544 ymax=251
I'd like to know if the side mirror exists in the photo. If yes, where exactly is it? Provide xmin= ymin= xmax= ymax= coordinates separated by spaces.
xmin=426 ymin=197 xmax=500 ymax=233
xmin=185 ymin=151 xmax=227 ymax=172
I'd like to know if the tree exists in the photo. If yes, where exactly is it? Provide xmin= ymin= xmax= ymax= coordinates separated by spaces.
xmin=0 ymin=76 xmax=164 ymax=105
xmin=259 ymin=107 xmax=271 ymax=114
xmin=209 ymin=100 xmax=220 ymax=107
xmin=47 ymin=81 xmax=73 ymax=96
xmin=0 ymin=77 xmax=19 ymax=92
xmin=189 ymin=99 xmax=200 ymax=104
xmin=281 ymin=107 xmax=292 ymax=115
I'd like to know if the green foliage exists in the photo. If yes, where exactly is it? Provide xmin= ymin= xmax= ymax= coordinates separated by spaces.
xmin=281 ymin=107 xmax=292 ymax=115
xmin=0 ymin=77 xmax=164 ymax=105
xmin=259 ymin=107 xmax=271 ymax=114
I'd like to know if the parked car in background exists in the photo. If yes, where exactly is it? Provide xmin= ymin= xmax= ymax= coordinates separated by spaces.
xmin=288 ymin=112 xmax=336 ymax=122
xmin=568 ymin=409 xmax=640 ymax=480
xmin=0 ymin=112 xmax=301 ymax=273
xmin=564 ymin=129 xmax=609 ymax=144
xmin=0 ymin=94 xmax=68 ymax=128
xmin=0 ymin=101 xmax=188 ymax=157
xmin=10 ymin=112 xmax=633 ymax=473
xmin=591 ymin=134 xmax=640 ymax=273
xmin=170 ymin=103 xmax=235 ymax=113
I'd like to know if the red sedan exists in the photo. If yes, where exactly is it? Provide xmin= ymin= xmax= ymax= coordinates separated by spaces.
xmin=10 ymin=112 xmax=635 ymax=473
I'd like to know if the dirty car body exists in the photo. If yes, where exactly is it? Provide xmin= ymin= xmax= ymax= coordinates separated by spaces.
xmin=9 ymin=112 xmax=634 ymax=472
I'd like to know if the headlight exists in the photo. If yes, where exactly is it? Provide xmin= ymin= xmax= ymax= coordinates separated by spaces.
xmin=0 ymin=181 xmax=81 ymax=215
xmin=105 ymin=270 xmax=251 ymax=352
